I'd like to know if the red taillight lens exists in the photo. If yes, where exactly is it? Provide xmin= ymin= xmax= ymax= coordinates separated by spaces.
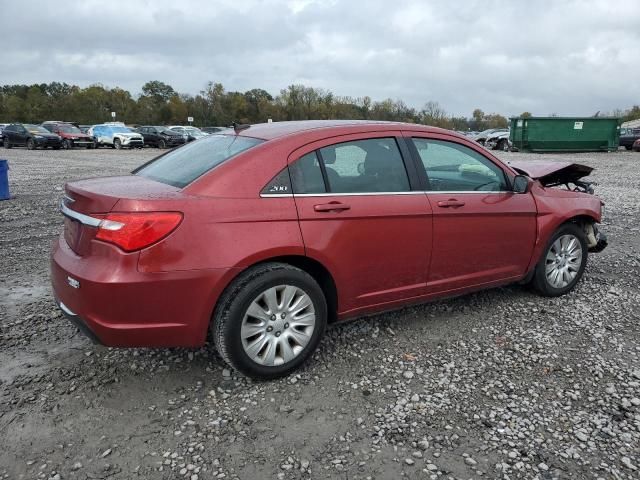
xmin=95 ymin=212 xmax=183 ymax=252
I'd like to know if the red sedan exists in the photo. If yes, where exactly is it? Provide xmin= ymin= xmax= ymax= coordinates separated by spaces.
xmin=51 ymin=121 xmax=607 ymax=378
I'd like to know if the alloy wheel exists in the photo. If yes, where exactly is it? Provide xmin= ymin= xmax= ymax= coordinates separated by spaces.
xmin=545 ymin=234 xmax=583 ymax=288
xmin=241 ymin=285 xmax=316 ymax=366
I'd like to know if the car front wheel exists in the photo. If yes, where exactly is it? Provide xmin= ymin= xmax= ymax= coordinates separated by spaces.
xmin=531 ymin=223 xmax=588 ymax=296
xmin=27 ymin=139 xmax=35 ymax=150
xmin=212 ymin=263 xmax=327 ymax=379
xmin=114 ymin=138 xmax=122 ymax=149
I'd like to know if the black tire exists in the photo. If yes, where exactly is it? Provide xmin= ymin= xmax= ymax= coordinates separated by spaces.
xmin=26 ymin=139 xmax=35 ymax=150
xmin=158 ymin=139 xmax=166 ymax=149
xmin=212 ymin=262 xmax=327 ymax=379
xmin=3 ymin=138 xmax=10 ymax=149
xmin=63 ymin=139 xmax=72 ymax=149
xmin=114 ymin=138 xmax=122 ymax=150
xmin=531 ymin=223 xmax=588 ymax=297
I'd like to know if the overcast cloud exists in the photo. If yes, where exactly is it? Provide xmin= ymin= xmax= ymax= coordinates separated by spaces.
xmin=1 ymin=0 xmax=638 ymax=117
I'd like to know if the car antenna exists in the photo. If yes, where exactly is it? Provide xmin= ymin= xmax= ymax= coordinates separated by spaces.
xmin=233 ymin=122 xmax=250 ymax=134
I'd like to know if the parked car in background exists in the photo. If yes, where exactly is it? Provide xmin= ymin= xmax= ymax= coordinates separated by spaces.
xmin=619 ymin=128 xmax=640 ymax=150
xmin=473 ymin=128 xmax=507 ymax=145
xmin=0 ymin=123 xmax=8 ymax=146
xmin=3 ymin=123 xmax=62 ymax=150
xmin=52 ymin=120 xmax=607 ymax=379
xmin=41 ymin=121 xmax=96 ymax=149
xmin=168 ymin=125 xmax=208 ymax=142
xmin=202 ymin=126 xmax=227 ymax=134
xmin=485 ymin=130 xmax=512 ymax=151
xmin=78 ymin=125 xmax=92 ymax=134
xmin=136 ymin=126 xmax=188 ymax=149
xmin=88 ymin=122 xmax=144 ymax=149
xmin=633 ymin=138 xmax=640 ymax=152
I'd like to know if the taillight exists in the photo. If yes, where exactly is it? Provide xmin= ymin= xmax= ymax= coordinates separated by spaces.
xmin=95 ymin=212 xmax=183 ymax=252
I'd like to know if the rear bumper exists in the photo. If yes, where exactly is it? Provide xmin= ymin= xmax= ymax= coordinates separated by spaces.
xmin=50 ymin=235 xmax=236 ymax=347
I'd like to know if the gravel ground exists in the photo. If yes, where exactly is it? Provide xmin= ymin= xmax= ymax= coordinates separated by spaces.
xmin=0 ymin=146 xmax=639 ymax=480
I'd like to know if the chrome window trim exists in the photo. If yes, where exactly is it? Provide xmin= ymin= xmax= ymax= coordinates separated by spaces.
xmin=259 ymin=190 xmax=511 ymax=198
xmin=60 ymin=201 xmax=102 ymax=227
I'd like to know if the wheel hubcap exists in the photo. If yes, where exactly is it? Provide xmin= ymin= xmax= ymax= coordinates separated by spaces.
xmin=241 ymin=284 xmax=316 ymax=366
xmin=545 ymin=234 xmax=582 ymax=288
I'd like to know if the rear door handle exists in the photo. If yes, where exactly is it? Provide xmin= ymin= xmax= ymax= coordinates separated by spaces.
xmin=314 ymin=202 xmax=351 ymax=212
xmin=437 ymin=199 xmax=465 ymax=208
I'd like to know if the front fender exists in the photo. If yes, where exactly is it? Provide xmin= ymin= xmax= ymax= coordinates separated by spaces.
xmin=528 ymin=183 xmax=602 ymax=270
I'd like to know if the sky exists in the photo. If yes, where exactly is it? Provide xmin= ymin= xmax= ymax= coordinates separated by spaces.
xmin=1 ymin=0 xmax=638 ymax=117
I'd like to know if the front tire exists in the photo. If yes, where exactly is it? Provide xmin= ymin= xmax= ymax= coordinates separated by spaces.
xmin=499 ymin=139 xmax=510 ymax=151
xmin=3 ymin=139 xmax=10 ymax=149
xmin=27 ymin=139 xmax=36 ymax=150
xmin=114 ymin=138 xmax=122 ymax=150
xmin=531 ymin=223 xmax=588 ymax=297
xmin=63 ymin=139 xmax=72 ymax=149
xmin=212 ymin=263 xmax=327 ymax=379
xmin=158 ymin=139 xmax=166 ymax=149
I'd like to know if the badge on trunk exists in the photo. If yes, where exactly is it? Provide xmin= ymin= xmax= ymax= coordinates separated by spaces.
xmin=67 ymin=276 xmax=80 ymax=289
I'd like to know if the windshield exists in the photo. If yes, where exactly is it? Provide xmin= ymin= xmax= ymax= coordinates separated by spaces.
xmin=26 ymin=125 xmax=50 ymax=133
xmin=59 ymin=124 xmax=82 ymax=134
xmin=135 ymin=134 xmax=264 ymax=188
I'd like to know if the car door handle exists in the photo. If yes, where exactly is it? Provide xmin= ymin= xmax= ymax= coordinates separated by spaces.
xmin=437 ymin=199 xmax=466 ymax=208
xmin=314 ymin=202 xmax=351 ymax=212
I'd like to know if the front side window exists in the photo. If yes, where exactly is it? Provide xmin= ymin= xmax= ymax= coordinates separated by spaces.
xmin=135 ymin=134 xmax=263 ymax=188
xmin=320 ymin=138 xmax=410 ymax=193
xmin=412 ymin=138 xmax=508 ymax=192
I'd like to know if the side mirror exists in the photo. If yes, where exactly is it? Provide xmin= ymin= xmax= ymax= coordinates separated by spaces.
xmin=512 ymin=174 xmax=530 ymax=194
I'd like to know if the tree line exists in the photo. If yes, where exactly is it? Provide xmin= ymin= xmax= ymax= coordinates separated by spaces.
xmin=1 ymin=81 xmax=638 ymax=130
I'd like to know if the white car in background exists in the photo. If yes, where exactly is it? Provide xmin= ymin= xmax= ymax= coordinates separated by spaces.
xmin=167 ymin=125 xmax=209 ymax=142
xmin=88 ymin=122 xmax=144 ymax=149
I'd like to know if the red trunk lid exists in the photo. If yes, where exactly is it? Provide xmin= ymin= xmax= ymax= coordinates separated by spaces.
xmin=63 ymin=176 xmax=181 ymax=255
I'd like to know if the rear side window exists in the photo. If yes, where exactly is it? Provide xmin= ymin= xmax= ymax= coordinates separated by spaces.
xmin=135 ymin=134 xmax=263 ymax=188
xmin=289 ymin=152 xmax=326 ymax=194
xmin=320 ymin=138 xmax=410 ymax=193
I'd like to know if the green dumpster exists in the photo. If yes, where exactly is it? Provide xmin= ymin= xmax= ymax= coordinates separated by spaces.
xmin=509 ymin=117 xmax=622 ymax=152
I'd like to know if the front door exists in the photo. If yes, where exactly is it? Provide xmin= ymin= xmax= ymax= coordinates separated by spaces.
xmin=407 ymin=134 xmax=537 ymax=293
xmin=290 ymin=133 xmax=433 ymax=316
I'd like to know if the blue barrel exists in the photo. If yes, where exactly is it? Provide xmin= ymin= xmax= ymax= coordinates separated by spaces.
xmin=0 ymin=160 xmax=9 ymax=200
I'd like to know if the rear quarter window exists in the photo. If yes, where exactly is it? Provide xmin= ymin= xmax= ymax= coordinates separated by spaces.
xmin=134 ymin=134 xmax=264 ymax=188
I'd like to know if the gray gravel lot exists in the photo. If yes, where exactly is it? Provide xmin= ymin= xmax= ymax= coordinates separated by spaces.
xmin=0 ymin=146 xmax=639 ymax=479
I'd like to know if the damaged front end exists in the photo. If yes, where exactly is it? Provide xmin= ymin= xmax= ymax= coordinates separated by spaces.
xmin=508 ymin=160 xmax=608 ymax=253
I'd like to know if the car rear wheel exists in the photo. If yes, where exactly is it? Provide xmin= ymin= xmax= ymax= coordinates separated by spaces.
xmin=3 ymin=139 xmax=10 ymax=149
xmin=212 ymin=263 xmax=327 ymax=379
xmin=114 ymin=138 xmax=122 ymax=150
xmin=531 ymin=223 xmax=588 ymax=297
xmin=27 ymin=139 xmax=35 ymax=150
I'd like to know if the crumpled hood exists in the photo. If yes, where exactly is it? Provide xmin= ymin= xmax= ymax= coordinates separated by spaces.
xmin=507 ymin=160 xmax=593 ymax=184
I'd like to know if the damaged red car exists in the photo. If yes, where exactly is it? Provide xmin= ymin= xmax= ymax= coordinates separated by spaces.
xmin=51 ymin=121 xmax=607 ymax=378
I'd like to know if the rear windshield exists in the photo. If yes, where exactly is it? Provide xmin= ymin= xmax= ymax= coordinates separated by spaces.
xmin=134 ymin=134 xmax=264 ymax=188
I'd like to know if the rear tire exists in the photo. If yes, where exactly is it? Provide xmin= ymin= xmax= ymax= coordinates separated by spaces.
xmin=212 ymin=263 xmax=327 ymax=379
xmin=3 ymin=138 xmax=10 ymax=149
xmin=531 ymin=223 xmax=588 ymax=297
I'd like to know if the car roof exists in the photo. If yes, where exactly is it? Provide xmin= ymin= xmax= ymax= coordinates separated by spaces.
xmin=234 ymin=120 xmax=451 ymax=141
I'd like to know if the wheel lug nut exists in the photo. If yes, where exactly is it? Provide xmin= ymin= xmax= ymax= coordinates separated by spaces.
xmin=275 ymin=331 xmax=281 ymax=337
xmin=281 ymin=313 xmax=286 ymax=319
xmin=270 ymin=314 xmax=276 ymax=321
xmin=267 ymin=326 xmax=273 ymax=332
xmin=284 ymin=323 xmax=289 ymax=328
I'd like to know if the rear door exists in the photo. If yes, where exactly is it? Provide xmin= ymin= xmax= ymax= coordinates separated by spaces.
xmin=406 ymin=133 xmax=537 ymax=293
xmin=290 ymin=133 xmax=433 ymax=315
